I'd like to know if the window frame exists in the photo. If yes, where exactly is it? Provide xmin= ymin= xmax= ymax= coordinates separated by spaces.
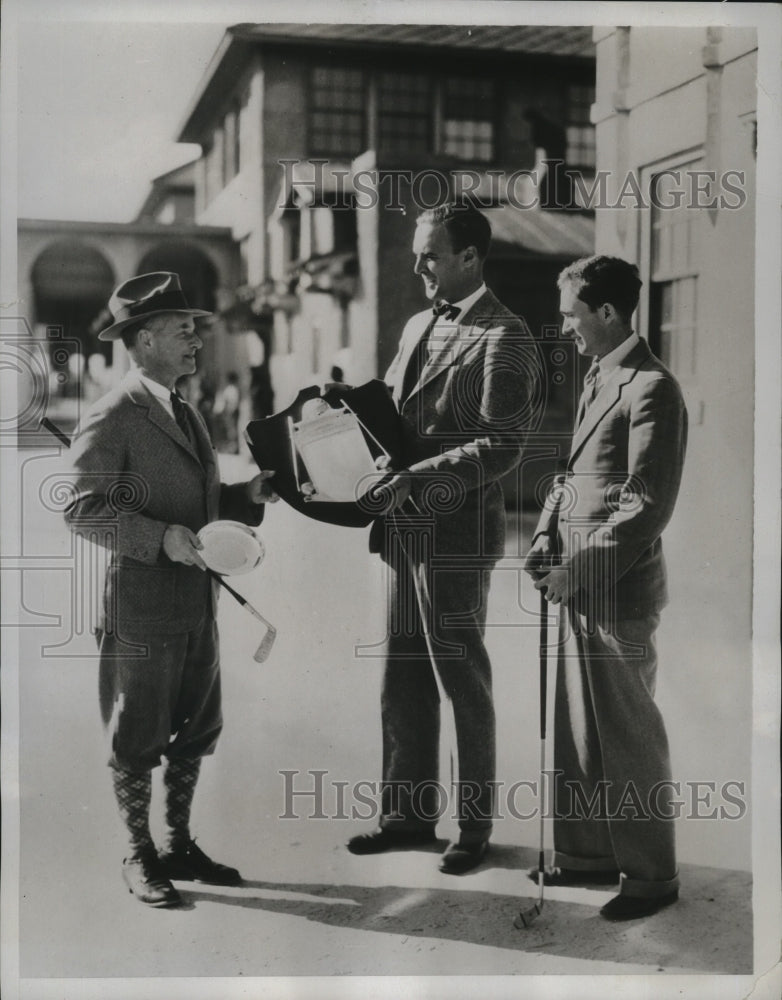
xmin=565 ymin=82 xmax=596 ymax=170
xmin=437 ymin=73 xmax=499 ymax=164
xmin=375 ymin=70 xmax=433 ymax=157
xmin=639 ymin=150 xmax=704 ymax=379
xmin=307 ymin=64 xmax=367 ymax=159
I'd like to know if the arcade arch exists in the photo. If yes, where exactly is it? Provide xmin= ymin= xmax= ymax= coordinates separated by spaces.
xmin=30 ymin=240 xmax=116 ymax=397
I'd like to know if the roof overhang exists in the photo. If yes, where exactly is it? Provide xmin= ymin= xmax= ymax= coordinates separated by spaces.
xmin=484 ymin=204 xmax=594 ymax=258
xmin=177 ymin=22 xmax=595 ymax=144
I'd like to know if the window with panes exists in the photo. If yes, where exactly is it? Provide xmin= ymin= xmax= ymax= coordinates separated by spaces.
xmin=441 ymin=76 xmax=495 ymax=162
xmin=377 ymin=72 xmax=431 ymax=155
xmin=648 ymin=168 xmax=700 ymax=376
xmin=566 ymin=84 xmax=596 ymax=169
xmin=309 ymin=66 xmax=366 ymax=157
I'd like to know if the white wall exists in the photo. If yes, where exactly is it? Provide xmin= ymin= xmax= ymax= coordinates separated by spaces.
xmin=593 ymin=27 xmax=757 ymax=869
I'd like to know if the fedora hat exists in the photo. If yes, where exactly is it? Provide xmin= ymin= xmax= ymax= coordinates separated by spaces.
xmin=98 ymin=271 xmax=211 ymax=341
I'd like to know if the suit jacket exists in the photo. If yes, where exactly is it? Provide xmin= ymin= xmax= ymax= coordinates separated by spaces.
xmin=370 ymin=288 xmax=537 ymax=562
xmin=65 ymin=370 xmax=263 ymax=635
xmin=534 ymin=338 xmax=687 ymax=620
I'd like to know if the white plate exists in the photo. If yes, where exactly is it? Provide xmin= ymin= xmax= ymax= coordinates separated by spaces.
xmin=198 ymin=520 xmax=265 ymax=576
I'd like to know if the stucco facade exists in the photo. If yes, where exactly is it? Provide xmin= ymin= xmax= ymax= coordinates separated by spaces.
xmin=593 ymin=25 xmax=757 ymax=869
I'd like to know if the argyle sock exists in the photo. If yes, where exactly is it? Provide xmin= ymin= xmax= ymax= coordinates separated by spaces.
xmin=161 ymin=757 xmax=201 ymax=852
xmin=110 ymin=765 xmax=154 ymax=859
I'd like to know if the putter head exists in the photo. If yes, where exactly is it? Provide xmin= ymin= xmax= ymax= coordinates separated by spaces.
xmin=513 ymin=901 xmax=543 ymax=929
xmin=253 ymin=627 xmax=277 ymax=663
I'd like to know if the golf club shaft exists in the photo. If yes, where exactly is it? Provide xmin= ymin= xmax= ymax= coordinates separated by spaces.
xmin=514 ymin=588 xmax=550 ymax=929
xmin=40 ymin=417 xmax=72 ymax=447
xmin=207 ymin=570 xmax=273 ymax=628
xmin=537 ymin=588 xmax=548 ymax=904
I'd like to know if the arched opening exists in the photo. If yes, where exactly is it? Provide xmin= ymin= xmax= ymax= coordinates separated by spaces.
xmin=30 ymin=240 xmax=116 ymax=397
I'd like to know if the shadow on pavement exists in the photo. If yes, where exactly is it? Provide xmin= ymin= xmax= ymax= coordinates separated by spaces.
xmin=176 ymin=844 xmax=752 ymax=974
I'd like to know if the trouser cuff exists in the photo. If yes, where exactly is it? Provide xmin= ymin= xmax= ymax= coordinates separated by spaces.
xmin=620 ymin=871 xmax=680 ymax=898
xmin=552 ymin=849 xmax=617 ymax=872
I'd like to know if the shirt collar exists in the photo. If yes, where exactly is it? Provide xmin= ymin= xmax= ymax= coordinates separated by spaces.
xmin=445 ymin=282 xmax=487 ymax=323
xmin=136 ymin=371 xmax=173 ymax=403
xmin=597 ymin=332 xmax=640 ymax=373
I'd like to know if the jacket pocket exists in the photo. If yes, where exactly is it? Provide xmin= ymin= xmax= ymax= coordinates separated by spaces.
xmin=106 ymin=563 xmax=177 ymax=624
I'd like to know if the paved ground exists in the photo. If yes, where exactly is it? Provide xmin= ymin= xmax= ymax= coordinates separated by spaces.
xmin=5 ymin=447 xmax=757 ymax=998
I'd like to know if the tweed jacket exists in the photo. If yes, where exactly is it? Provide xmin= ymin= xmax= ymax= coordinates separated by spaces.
xmin=534 ymin=338 xmax=687 ymax=620
xmin=65 ymin=370 xmax=263 ymax=635
xmin=370 ymin=288 xmax=537 ymax=562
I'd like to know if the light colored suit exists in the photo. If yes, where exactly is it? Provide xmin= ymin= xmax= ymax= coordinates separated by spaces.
xmin=372 ymin=288 xmax=538 ymax=560
xmin=372 ymin=289 xmax=538 ymax=835
xmin=536 ymin=337 xmax=687 ymax=622
xmin=534 ymin=337 xmax=687 ymax=898
xmin=65 ymin=369 xmax=263 ymax=770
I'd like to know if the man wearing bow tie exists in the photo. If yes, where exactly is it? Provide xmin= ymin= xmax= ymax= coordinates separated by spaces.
xmin=525 ymin=255 xmax=688 ymax=920
xmin=348 ymin=203 xmax=537 ymax=873
xmin=65 ymin=272 xmax=276 ymax=908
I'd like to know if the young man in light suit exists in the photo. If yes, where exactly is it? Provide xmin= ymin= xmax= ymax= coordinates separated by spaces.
xmin=65 ymin=272 xmax=275 ymax=907
xmin=348 ymin=203 xmax=538 ymax=874
xmin=525 ymin=255 xmax=688 ymax=920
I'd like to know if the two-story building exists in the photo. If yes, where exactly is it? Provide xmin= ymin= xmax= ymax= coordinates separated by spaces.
xmin=176 ymin=23 xmax=596 ymax=451
xmin=18 ymin=23 xmax=597 ymax=477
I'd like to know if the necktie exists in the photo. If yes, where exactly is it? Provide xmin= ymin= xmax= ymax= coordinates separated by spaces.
xmin=400 ymin=301 xmax=459 ymax=401
xmin=576 ymin=359 xmax=601 ymax=426
xmin=170 ymin=391 xmax=194 ymax=444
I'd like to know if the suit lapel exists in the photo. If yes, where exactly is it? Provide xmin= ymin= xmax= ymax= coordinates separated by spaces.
xmin=569 ymin=340 xmax=651 ymax=465
xmin=187 ymin=401 xmax=218 ymax=474
xmin=404 ymin=290 xmax=498 ymax=403
xmin=393 ymin=312 xmax=433 ymax=407
xmin=123 ymin=372 xmax=204 ymax=466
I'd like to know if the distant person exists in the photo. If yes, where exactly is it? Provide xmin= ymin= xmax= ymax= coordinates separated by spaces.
xmin=193 ymin=372 xmax=217 ymax=440
xmin=524 ymin=255 xmax=687 ymax=921
xmin=347 ymin=203 xmax=537 ymax=874
xmin=247 ymin=330 xmax=274 ymax=419
xmin=65 ymin=272 xmax=275 ymax=908
xmin=215 ymin=371 xmax=241 ymax=454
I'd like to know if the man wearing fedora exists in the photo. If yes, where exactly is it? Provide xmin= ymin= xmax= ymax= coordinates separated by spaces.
xmin=65 ymin=272 xmax=275 ymax=908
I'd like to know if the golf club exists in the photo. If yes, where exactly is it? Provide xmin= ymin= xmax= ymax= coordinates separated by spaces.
xmin=206 ymin=570 xmax=277 ymax=663
xmin=514 ymin=586 xmax=549 ymax=929
xmin=40 ymin=416 xmax=72 ymax=447
xmin=41 ymin=417 xmax=276 ymax=663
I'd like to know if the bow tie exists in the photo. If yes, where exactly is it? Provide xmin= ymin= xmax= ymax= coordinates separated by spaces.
xmin=432 ymin=301 xmax=459 ymax=321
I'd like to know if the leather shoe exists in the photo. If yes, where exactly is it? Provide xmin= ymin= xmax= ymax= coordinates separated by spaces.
xmin=157 ymin=839 xmax=242 ymax=885
xmin=600 ymin=890 xmax=679 ymax=921
xmin=527 ymin=865 xmax=620 ymax=887
xmin=347 ymin=827 xmax=437 ymax=854
xmin=122 ymin=853 xmax=183 ymax=908
xmin=438 ymin=839 xmax=489 ymax=875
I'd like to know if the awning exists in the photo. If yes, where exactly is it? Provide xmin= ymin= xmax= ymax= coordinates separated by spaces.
xmin=483 ymin=205 xmax=594 ymax=258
